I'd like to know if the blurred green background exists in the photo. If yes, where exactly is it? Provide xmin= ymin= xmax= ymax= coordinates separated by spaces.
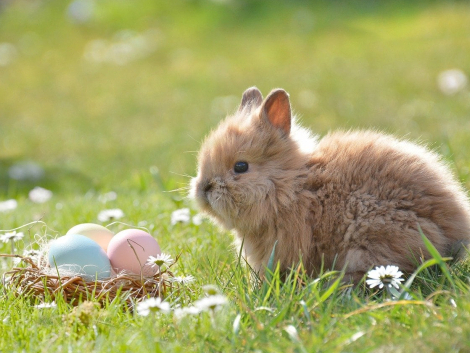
xmin=1 ymin=0 xmax=469 ymax=199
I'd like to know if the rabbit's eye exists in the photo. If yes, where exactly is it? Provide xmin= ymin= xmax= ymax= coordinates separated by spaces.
xmin=234 ymin=161 xmax=249 ymax=173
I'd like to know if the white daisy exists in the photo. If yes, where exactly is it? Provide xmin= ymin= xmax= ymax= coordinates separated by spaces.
xmin=437 ymin=69 xmax=468 ymax=95
xmin=366 ymin=265 xmax=404 ymax=289
xmin=233 ymin=313 xmax=242 ymax=335
xmin=23 ymin=249 xmax=41 ymax=262
xmin=171 ymin=275 xmax=195 ymax=285
xmin=97 ymin=208 xmax=124 ymax=222
xmin=98 ymin=191 xmax=117 ymax=203
xmin=137 ymin=220 xmax=148 ymax=227
xmin=194 ymin=294 xmax=228 ymax=312
xmin=35 ymin=301 xmax=57 ymax=309
xmin=254 ymin=306 xmax=275 ymax=313
xmin=23 ymin=249 xmax=40 ymax=257
xmin=284 ymin=325 xmax=300 ymax=342
xmin=28 ymin=186 xmax=53 ymax=203
xmin=0 ymin=42 xmax=17 ymax=67
xmin=174 ymin=306 xmax=201 ymax=320
xmin=171 ymin=208 xmax=190 ymax=225
xmin=8 ymin=161 xmax=44 ymax=181
xmin=136 ymin=297 xmax=170 ymax=316
xmin=202 ymin=284 xmax=220 ymax=296
xmin=146 ymin=253 xmax=174 ymax=268
xmin=0 ymin=199 xmax=17 ymax=213
xmin=1 ymin=231 xmax=24 ymax=243
xmin=192 ymin=214 xmax=203 ymax=226
xmin=67 ymin=0 xmax=95 ymax=24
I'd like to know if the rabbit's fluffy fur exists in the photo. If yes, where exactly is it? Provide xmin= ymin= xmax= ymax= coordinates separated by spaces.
xmin=191 ymin=87 xmax=470 ymax=282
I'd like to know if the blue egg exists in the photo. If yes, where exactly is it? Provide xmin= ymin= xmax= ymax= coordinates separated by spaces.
xmin=48 ymin=234 xmax=111 ymax=280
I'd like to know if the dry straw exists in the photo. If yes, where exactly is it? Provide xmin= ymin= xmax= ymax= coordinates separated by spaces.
xmin=1 ymin=253 xmax=181 ymax=307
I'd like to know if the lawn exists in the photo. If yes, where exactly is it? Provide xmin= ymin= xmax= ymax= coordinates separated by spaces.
xmin=1 ymin=0 xmax=470 ymax=351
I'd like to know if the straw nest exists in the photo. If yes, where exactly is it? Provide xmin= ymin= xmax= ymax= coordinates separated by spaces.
xmin=1 ymin=253 xmax=180 ymax=306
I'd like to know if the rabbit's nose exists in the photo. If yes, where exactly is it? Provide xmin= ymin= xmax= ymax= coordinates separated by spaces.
xmin=203 ymin=181 xmax=213 ymax=193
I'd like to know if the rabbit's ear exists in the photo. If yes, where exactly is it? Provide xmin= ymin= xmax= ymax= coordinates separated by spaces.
xmin=238 ymin=86 xmax=263 ymax=112
xmin=261 ymin=89 xmax=291 ymax=135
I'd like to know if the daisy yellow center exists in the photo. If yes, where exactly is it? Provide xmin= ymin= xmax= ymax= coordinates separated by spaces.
xmin=380 ymin=275 xmax=394 ymax=283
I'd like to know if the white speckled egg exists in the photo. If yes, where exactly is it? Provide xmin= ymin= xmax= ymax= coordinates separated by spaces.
xmin=48 ymin=234 xmax=111 ymax=280
xmin=66 ymin=223 xmax=114 ymax=251
xmin=107 ymin=229 xmax=161 ymax=276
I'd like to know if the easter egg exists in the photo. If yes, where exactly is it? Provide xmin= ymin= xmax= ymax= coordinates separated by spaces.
xmin=48 ymin=234 xmax=111 ymax=280
xmin=107 ymin=229 xmax=161 ymax=276
xmin=66 ymin=223 xmax=114 ymax=251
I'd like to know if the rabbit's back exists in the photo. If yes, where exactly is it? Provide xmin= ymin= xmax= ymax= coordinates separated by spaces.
xmin=305 ymin=130 xmax=470 ymax=279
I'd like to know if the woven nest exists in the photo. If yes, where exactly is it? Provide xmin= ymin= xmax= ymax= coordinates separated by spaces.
xmin=1 ymin=253 xmax=181 ymax=307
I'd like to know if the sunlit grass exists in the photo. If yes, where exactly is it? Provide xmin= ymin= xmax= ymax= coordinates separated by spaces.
xmin=1 ymin=0 xmax=470 ymax=351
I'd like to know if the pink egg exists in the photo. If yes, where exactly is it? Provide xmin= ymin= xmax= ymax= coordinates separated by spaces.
xmin=107 ymin=229 xmax=161 ymax=276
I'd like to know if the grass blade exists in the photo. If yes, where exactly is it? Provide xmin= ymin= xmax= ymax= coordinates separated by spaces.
xmin=266 ymin=240 xmax=278 ymax=275
xmin=418 ymin=224 xmax=456 ymax=290
xmin=319 ymin=274 xmax=342 ymax=303
xmin=261 ymin=241 xmax=278 ymax=300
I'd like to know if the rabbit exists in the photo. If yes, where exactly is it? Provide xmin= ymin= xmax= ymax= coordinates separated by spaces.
xmin=190 ymin=86 xmax=470 ymax=283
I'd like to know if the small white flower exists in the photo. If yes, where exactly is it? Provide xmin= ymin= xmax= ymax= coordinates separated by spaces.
xmin=29 ymin=187 xmax=53 ymax=203
xmin=0 ymin=42 xmax=18 ymax=67
xmin=194 ymin=294 xmax=228 ymax=312
xmin=0 ymin=199 xmax=18 ymax=213
xmin=171 ymin=208 xmax=190 ymax=225
xmin=98 ymin=191 xmax=117 ymax=203
xmin=8 ymin=161 xmax=44 ymax=181
xmin=147 ymin=253 xmax=174 ymax=268
xmin=174 ymin=306 xmax=201 ymax=320
xmin=23 ymin=249 xmax=40 ymax=257
xmin=366 ymin=265 xmax=404 ymax=289
xmin=173 ymin=308 xmax=186 ymax=320
xmin=136 ymin=297 xmax=171 ymax=316
xmin=35 ymin=301 xmax=57 ymax=309
xmin=254 ymin=306 xmax=275 ymax=313
xmin=192 ymin=214 xmax=203 ymax=226
xmin=67 ymin=0 xmax=95 ymax=23
xmin=233 ymin=313 xmax=242 ymax=335
xmin=1 ymin=231 xmax=24 ymax=243
xmin=437 ymin=69 xmax=468 ymax=95
xmin=202 ymin=284 xmax=220 ymax=296
xmin=171 ymin=275 xmax=195 ymax=285
xmin=346 ymin=331 xmax=366 ymax=344
xmin=137 ymin=220 xmax=148 ymax=227
xmin=284 ymin=325 xmax=300 ymax=342
xmin=23 ymin=249 xmax=41 ymax=262
xmin=97 ymin=208 xmax=124 ymax=222
xmin=211 ymin=95 xmax=239 ymax=118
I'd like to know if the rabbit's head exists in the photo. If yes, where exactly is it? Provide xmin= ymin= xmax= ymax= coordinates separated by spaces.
xmin=191 ymin=87 xmax=316 ymax=232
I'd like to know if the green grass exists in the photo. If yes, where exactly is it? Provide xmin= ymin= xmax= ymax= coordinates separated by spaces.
xmin=1 ymin=0 xmax=470 ymax=351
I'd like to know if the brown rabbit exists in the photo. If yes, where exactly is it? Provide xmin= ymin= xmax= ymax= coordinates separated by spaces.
xmin=191 ymin=87 xmax=470 ymax=282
